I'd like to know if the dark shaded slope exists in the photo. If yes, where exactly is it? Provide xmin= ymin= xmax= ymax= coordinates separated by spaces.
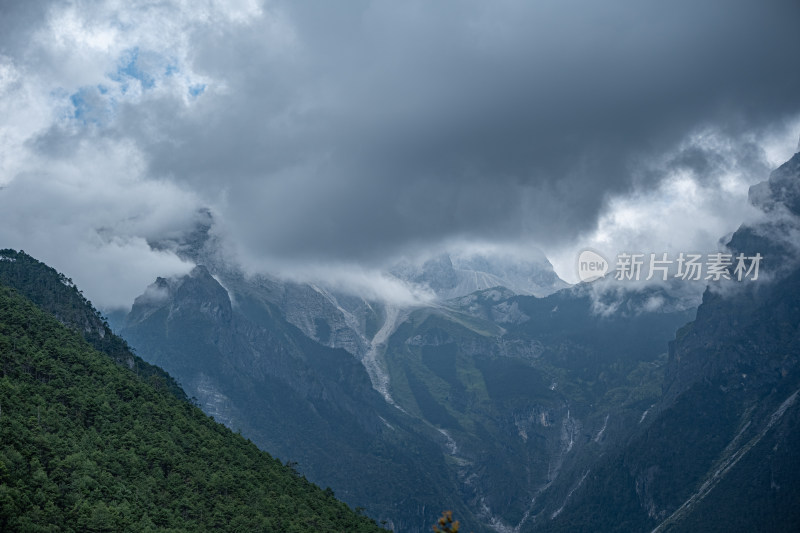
xmin=539 ymin=153 xmax=800 ymax=533
xmin=382 ymin=289 xmax=693 ymax=528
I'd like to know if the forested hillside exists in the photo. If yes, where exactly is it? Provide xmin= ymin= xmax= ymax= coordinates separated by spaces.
xmin=0 ymin=272 xmax=384 ymax=531
xmin=0 ymin=250 xmax=185 ymax=401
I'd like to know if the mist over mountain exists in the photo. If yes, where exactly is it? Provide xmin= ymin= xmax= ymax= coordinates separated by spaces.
xmin=390 ymin=250 xmax=569 ymax=300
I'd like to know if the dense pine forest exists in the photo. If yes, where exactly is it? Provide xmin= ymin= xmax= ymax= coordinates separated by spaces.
xmin=0 ymin=251 xmax=385 ymax=532
xmin=0 ymin=250 xmax=186 ymax=402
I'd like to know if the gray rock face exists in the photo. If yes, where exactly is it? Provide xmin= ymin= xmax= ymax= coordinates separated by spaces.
xmin=749 ymin=151 xmax=800 ymax=216
xmin=122 ymin=263 xmax=486 ymax=532
xmin=540 ymin=156 xmax=800 ymax=532
xmin=392 ymin=253 xmax=460 ymax=292
xmin=666 ymin=150 xmax=800 ymax=404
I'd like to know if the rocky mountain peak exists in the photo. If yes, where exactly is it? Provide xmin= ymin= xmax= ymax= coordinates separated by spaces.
xmin=748 ymin=151 xmax=800 ymax=216
xmin=390 ymin=250 xmax=569 ymax=300
xmin=148 ymin=207 xmax=215 ymax=263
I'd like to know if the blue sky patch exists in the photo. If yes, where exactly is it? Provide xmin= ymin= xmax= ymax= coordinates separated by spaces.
xmin=189 ymin=84 xmax=206 ymax=98
xmin=68 ymin=86 xmax=114 ymax=125
xmin=69 ymin=89 xmax=91 ymax=122
xmin=110 ymin=47 xmax=156 ymax=90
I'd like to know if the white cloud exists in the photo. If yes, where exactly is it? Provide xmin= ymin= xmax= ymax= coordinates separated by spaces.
xmin=0 ymin=137 xmax=199 ymax=308
xmin=0 ymin=0 xmax=279 ymax=307
xmin=242 ymin=259 xmax=437 ymax=307
xmin=548 ymin=126 xmax=798 ymax=285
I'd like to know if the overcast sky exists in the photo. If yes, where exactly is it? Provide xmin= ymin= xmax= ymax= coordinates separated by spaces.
xmin=1 ymin=0 xmax=799 ymax=308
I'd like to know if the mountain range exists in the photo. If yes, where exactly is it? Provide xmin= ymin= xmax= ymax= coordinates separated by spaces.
xmin=115 ymin=152 xmax=800 ymax=531
xmin=2 ymin=152 xmax=798 ymax=531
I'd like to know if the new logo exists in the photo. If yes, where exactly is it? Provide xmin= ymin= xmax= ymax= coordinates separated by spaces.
xmin=577 ymin=249 xmax=609 ymax=282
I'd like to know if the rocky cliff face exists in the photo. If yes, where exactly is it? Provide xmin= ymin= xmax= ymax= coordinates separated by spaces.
xmin=749 ymin=152 xmax=800 ymax=217
xmin=538 ymin=152 xmax=800 ymax=532
xmin=122 ymin=264 xmax=481 ymax=532
xmin=665 ymin=152 xmax=800 ymax=404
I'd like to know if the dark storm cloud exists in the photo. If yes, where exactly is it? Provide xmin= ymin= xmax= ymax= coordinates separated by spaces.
xmin=119 ymin=0 xmax=800 ymax=264
xmin=0 ymin=0 xmax=49 ymax=53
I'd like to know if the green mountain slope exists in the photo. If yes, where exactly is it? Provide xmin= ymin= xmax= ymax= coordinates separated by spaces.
xmin=0 ymin=280 xmax=384 ymax=531
xmin=0 ymin=249 xmax=186 ymax=402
